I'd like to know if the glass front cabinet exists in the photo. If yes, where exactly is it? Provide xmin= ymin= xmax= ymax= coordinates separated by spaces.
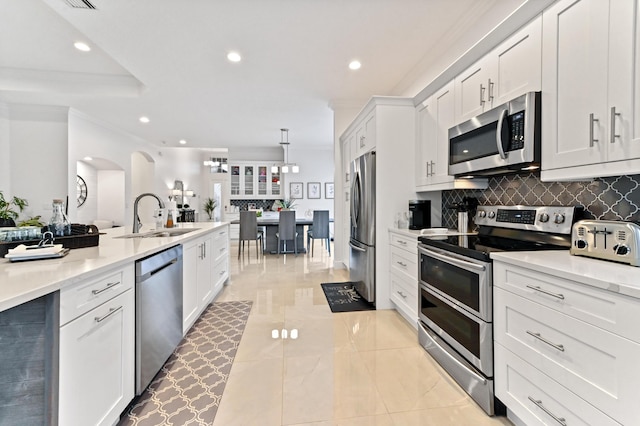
xmin=229 ymin=162 xmax=282 ymax=199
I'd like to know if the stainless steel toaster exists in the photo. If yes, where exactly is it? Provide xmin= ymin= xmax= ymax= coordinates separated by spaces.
xmin=571 ymin=220 xmax=640 ymax=266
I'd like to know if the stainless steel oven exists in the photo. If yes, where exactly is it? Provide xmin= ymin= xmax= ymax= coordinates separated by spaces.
xmin=417 ymin=204 xmax=583 ymax=417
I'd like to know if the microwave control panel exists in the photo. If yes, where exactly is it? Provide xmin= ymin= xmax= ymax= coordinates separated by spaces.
xmin=508 ymin=111 xmax=525 ymax=151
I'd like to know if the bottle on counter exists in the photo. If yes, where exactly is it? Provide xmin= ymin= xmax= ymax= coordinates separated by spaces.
xmin=166 ymin=210 xmax=174 ymax=228
xmin=155 ymin=209 xmax=164 ymax=230
xmin=49 ymin=199 xmax=71 ymax=237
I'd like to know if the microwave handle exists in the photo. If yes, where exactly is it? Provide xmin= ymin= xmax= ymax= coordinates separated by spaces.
xmin=496 ymin=109 xmax=509 ymax=159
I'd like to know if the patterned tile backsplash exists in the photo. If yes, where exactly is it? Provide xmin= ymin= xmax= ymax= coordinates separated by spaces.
xmin=231 ymin=199 xmax=281 ymax=211
xmin=442 ymin=173 xmax=640 ymax=229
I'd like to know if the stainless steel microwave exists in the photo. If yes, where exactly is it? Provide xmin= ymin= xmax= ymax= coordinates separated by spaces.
xmin=448 ymin=91 xmax=540 ymax=177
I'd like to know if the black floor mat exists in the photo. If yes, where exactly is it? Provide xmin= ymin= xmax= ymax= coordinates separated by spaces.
xmin=320 ymin=282 xmax=375 ymax=313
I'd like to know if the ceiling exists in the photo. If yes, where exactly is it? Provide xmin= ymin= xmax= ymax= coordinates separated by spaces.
xmin=0 ymin=0 xmax=525 ymax=150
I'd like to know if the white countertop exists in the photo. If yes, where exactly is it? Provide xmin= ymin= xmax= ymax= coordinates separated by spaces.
xmin=388 ymin=227 xmax=425 ymax=238
xmin=388 ymin=227 xmax=477 ymax=239
xmin=0 ymin=222 xmax=229 ymax=313
xmin=491 ymin=251 xmax=640 ymax=299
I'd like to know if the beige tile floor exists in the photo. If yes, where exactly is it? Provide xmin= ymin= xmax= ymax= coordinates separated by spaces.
xmin=213 ymin=241 xmax=513 ymax=426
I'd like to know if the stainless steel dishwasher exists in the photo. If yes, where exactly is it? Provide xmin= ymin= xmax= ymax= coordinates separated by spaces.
xmin=135 ymin=245 xmax=183 ymax=395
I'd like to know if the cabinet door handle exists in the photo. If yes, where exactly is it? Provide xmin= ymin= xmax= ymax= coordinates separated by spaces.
xmin=589 ymin=113 xmax=599 ymax=147
xmin=429 ymin=161 xmax=435 ymax=176
xmin=610 ymin=106 xmax=621 ymax=143
xmin=479 ymin=84 xmax=486 ymax=106
xmin=396 ymin=261 xmax=407 ymax=267
xmin=396 ymin=240 xmax=407 ymax=246
xmin=526 ymin=330 xmax=565 ymax=352
xmin=527 ymin=396 xmax=567 ymax=426
xmin=359 ymin=135 xmax=366 ymax=148
xmin=92 ymin=281 xmax=120 ymax=295
xmin=95 ymin=306 xmax=123 ymax=323
xmin=488 ymin=78 xmax=494 ymax=101
xmin=425 ymin=161 xmax=430 ymax=178
xmin=525 ymin=285 xmax=564 ymax=300
xmin=396 ymin=290 xmax=407 ymax=298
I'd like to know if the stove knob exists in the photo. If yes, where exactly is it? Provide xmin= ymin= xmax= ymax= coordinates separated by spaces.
xmin=488 ymin=211 xmax=496 ymax=219
xmin=615 ymin=245 xmax=630 ymax=256
xmin=539 ymin=213 xmax=550 ymax=223
xmin=553 ymin=213 xmax=566 ymax=224
xmin=575 ymin=240 xmax=588 ymax=249
xmin=478 ymin=210 xmax=486 ymax=218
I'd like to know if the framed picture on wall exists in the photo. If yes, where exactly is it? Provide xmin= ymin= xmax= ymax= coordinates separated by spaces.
xmin=308 ymin=182 xmax=321 ymax=199
xmin=290 ymin=182 xmax=303 ymax=199
xmin=325 ymin=182 xmax=334 ymax=199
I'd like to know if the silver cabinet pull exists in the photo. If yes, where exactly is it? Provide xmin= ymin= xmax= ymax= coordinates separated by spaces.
xmin=527 ymin=396 xmax=567 ymax=426
xmin=589 ymin=113 xmax=599 ymax=147
xmin=526 ymin=285 xmax=565 ymax=300
xmin=396 ymin=240 xmax=407 ymax=246
xmin=425 ymin=161 xmax=430 ymax=178
xmin=92 ymin=281 xmax=120 ymax=295
xmin=610 ymin=106 xmax=621 ymax=143
xmin=396 ymin=290 xmax=407 ymax=298
xmin=95 ymin=306 xmax=123 ymax=323
xmin=526 ymin=330 xmax=565 ymax=352
xmin=488 ymin=78 xmax=494 ymax=101
xmin=429 ymin=161 xmax=435 ymax=176
xmin=396 ymin=261 xmax=407 ymax=267
xmin=479 ymin=84 xmax=486 ymax=106
xmin=359 ymin=135 xmax=366 ymax=148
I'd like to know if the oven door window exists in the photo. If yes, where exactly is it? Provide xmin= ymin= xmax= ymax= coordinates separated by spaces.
xmin=420 ymin=253 xmax=480 ymax=312
xmin=420 ymin=287 xmax=480 ymax=358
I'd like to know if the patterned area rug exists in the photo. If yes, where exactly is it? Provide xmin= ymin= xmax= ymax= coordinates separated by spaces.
xmin=321 ymin=282 xmax=375 ymax=313
xmin=118 ymin=300 xmax=252 ymax=426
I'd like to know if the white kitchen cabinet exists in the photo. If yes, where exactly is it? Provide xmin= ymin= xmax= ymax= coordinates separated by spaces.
xmin=493 ymin=259 xmax=640 ymax=426
xmin=541 ymin=0 xmax=640 ymax=180
xmin=415 ymin=81 xmax=488 ymax=191
xmin=59 ymin=265 xmax=135 ymax=426
xmin=454 ymin=16 xmax=542 ymax=123
xmin=183 ymin=233 xmax=213 ymax=333
xmin=388 ymin=230 xmax=418 ymax=327
xmin=353 ymin=110 xmax=376 ymax=159
xmin=211 ymin=225 xmax=230 ymax=297
xmin=230 ymin=162 xmax=282 ymax=199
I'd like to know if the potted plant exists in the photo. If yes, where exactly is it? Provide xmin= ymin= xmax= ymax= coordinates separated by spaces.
xmin=203 ymin=197 xmax=217 ymax=220
xmin=278 ymin=198 xmax=296 ymax=211
xmin=0 ymin=191 xmax=28 ymax=227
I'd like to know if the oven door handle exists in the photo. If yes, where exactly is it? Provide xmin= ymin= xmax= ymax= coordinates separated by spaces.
xmin=419 ymin=323 xmax=487 ymax=385
xmin=420 ymin=246 xmax=486 ymax=271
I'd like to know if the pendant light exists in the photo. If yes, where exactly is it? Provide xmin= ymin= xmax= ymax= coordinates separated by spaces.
xmin=277 ymin=128 xmax=299 ymax=174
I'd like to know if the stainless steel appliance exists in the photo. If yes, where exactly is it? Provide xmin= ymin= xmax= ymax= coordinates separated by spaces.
xmin=349 ymin=151 xmax=376 ymax=304
xmin=448 ymin=91 xmax=541 ymax=177
xmin=408 ymin=200 xmax=431 ymax=230
xmin=571 ymin=219 xmax=640 ymax=266
xmin=418 ymin=205 xmax=582 ymax=415
xmin=135 ymin=245 xmax=183 ymax=395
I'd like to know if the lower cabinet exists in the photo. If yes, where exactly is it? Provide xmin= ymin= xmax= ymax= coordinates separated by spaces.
xmin=59 ymin=265 xmax=135 ymax=426
xmin=212 ymin=226 xmax=230 ymax=296
xmin=388 ymin=230 xmax=418 ymax=327
xmin=493 ymin=260 xmax=639 ymax=426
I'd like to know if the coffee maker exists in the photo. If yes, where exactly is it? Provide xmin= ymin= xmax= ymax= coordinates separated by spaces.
xmin=408 ymin=200 xmax=431 ymax=230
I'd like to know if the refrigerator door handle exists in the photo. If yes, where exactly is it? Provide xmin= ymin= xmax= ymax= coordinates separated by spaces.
xmin=349 ymin=241 xmax=367 ymax=252
xmin=351 ymin=171 xmax=361 ymax=229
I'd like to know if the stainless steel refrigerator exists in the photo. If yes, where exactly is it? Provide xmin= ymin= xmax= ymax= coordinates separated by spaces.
xmin=349 ymin=151 xmax=376 ymax=304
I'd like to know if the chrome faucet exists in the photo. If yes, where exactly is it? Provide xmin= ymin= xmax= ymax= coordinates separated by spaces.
xmin=133 ymin=193 xmax=165 ymax=233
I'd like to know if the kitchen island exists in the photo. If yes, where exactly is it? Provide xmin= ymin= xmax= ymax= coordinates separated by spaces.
xmin=0 ymin=222 xmax=229 ymax=426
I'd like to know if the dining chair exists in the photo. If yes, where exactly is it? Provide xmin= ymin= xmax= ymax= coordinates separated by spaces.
xmin=238 ymin=211 xmax=263 ymax=259
xmin=306 ymin=210 xmax=330 ymax=256
xmin=276 ymin=210 xmax=297 ymax=257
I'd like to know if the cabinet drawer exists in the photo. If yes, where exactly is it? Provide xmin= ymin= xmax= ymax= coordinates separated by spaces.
xmin=213 ymin=255 xmax=228 ymax=286
xmin=389 ymin=246 xmax=417 ymax=280
xmin=390 ymin=270 xmax=417 ymax=324
xmin=389 ymin=232 xmax=417 ymax=254
xmin=495 ymin=287 xmax=640 ymax=425
xmin=213 ymin=228 xmax=229 ymax=261
xmin=495 ymin=343 xmax=620 ymax=426
xmin=60 ymin=265 xmax=134 ymax=326
xmin=493 ymin=262 xmax=640 ymax=342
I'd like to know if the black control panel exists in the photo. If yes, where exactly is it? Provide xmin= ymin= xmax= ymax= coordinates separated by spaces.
xmin=508 ymin=111 xmax=525 ymax=151
xmin=496 ymin=209 xmax=536 ymax=225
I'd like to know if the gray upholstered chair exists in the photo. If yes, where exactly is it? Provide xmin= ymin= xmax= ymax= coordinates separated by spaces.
xmin=306 ymin=210 xmax=330 ymax=256
xmin=276 ymin=210 xmax=297 ymax=257
xmin=238 ymin=211 xmax=263 ymax=259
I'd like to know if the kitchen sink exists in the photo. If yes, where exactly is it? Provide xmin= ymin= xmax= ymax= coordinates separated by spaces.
xmin=115 ymin=228 xmax=201 ymax=239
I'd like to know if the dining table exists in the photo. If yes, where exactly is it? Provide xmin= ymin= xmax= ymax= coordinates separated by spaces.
xmin=230 ymin=212 xmax=332 ymax=254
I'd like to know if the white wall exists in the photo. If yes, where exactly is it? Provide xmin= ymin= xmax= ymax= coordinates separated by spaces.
xmin=9 ymin=104 xmax=69 ymax=222
xmin=98 ymin=170 xmax=125 ymax=226
xmin=76 ymin=161 xmax=98 ymax=225
xmin=288 ymin=147 xmax=334 ymax=222
xmin=0 ymin=104 xmax=10 ymax=194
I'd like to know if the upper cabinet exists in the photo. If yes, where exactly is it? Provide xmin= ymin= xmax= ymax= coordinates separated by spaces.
xmin=541 ymin=0 xmax=640 ymax=180
xmin=415 ymin=82 xmax=488 ymax=191
xmin=353 ymin=110 xmax=376 ymax=160
xmin=454 ymin=16 xmax=542 ymax=123
xmin=230 ymin=162 xmax=282 ymax=199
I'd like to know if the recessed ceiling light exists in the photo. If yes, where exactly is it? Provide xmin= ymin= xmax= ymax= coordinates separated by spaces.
xmin=139 ymin=116 xmax=150 ymax=123
xmin=83 ymin=156 xmax=93 ymax=161
xmin=227 ymin=51 xmax=242 ymax=62
xmin=349 ymin=60 xmax=361 ymax=70
xmin=74 ymin=42 xmax=91 ymax=52
xmin=179 ymin=139 xmax=187 ymax=145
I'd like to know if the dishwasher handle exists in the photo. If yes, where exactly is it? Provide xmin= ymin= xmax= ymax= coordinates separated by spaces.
xmin=138 ymin=257 xmax=178 ymax=282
